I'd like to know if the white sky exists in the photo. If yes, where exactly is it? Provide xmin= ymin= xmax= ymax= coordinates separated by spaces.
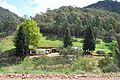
xmin=32 ymin=0 xmax=101 ymax=14
xmin=0 ymin=0 xmax=120 ymax=17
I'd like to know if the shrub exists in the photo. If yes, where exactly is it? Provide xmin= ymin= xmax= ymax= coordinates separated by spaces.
xmin=102 ymin=63 xmax=119 ymax=73
xmin=103 ymin=36 xmax=112 ymax=43
xmin=59 ymin=47 xmax=82 ymax=56
xmin=105 ymin=41 xmax=117 ymax=53
xmin=52 ymin=56 xmax=71 ymax=65
xmin=32 ymin=56 xmax=71 ymax=70
xmin=21 ymin=57 xmax=35 ymax=70
xmin=96 ymin=39 xmax=101 ymax=44
xmin=108 ymin=52 xmax=113 ymax=57
xmin=98 ymin=57 xmax=119 ymax=73
xmin=71 ymin=57 xmax=97 ymax=72
xmin=32 ymin=56 xmax=52 ymax=67
xmin=72 ymin=38 xmax=78 ymax=42
xmin=79 ymin=39 xmax=84 ymax=43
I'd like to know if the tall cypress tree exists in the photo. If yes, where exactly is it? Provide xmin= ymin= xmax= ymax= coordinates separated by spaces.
xmin=14 ymin=26 xmax=29 ymax=60
xmin=83 ymin=18 xmax=96 ymax=52
xmin=63 ymin=24 xmax=72 ymax=48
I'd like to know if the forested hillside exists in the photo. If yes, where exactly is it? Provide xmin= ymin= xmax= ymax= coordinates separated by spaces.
xmin=33 ymin=6 xmax=120 ymax=39
xmin=86 ymin=0 xmax=120 ymax=14
xmin=1 ymin=0 xmax=120 ymax=76
xmin=0 ymin=7 xmax=20 ymax=38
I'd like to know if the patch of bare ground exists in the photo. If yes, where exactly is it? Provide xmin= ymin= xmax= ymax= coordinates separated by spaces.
xmin=0 ymin=73 xmax=120 ymax=80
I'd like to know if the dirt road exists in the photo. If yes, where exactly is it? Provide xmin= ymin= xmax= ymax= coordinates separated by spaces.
xmin=0 ymin=74 xmax=120 ymax=80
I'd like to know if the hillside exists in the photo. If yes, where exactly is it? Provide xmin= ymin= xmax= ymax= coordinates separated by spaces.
xmin=0 ymin=1 xmax=120 ymax=76
xmin=85 ymin=0 xmax=120 ymax=14
xmin=33 ymin=6 xmax=120 ymax=39
xmin=0 ymin=7 xmax=20 ymax=38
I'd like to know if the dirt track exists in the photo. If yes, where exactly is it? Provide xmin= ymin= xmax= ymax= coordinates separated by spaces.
xmin=0 ymin=74 xmax=120 ymax=80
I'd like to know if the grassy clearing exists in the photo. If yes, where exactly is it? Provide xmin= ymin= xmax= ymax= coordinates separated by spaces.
xmin=0 ymin=36 xmax=15 ymax=52
xmin=39 ymin=37 xmax=62 ymax=47
xmin=0 ymin=36 xmax=117 ymax=74
xmin=0 ymin=36 xmax=116 ymax=53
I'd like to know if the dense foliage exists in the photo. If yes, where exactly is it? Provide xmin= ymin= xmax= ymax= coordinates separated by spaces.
xmin=14 ymin=26 xmax=28 ymax=60
xmin=21 ymin=19 xmax=42 ymax=48
xmin=63 ymin=27 xmax=72 ymax=48
xmin=83 ymin=18 xmax=96 ymax=52
xmin=0 ymin=7 xmax=20 ymax=38
xmin=33 ymin=6 xmax=120 ymax=39
xmin=59 ymin=47 xmax=82 ymax=56
xmin=86 ymin=0 xmax=120 ymax=14
xmin=98 ymin=57 xmax=119 ymax=73
xmin=14 ymin=19 xmax=42 ymax=59
xmin=71 ymin=57 xmax=97 ymax=72
xmin=1 ymin=0 xmax=120 ymax=74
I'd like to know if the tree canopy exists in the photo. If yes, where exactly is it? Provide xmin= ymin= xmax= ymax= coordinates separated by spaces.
xmin=86 ymin=0 xmax=120 ymax=14
xmin=22 ymin=19 xmax=42 ymax=48
xmin=83 ymin=18 xmax=96 ymax=52
xmin=33 ymin=6 xmax=120 ymax=39
xmin=63 ymin=25 xmax=72 ymax=48
xmin=0 ymin=7 xmax=20 ymax=38
xmin=14 ymin=19 xmax=42 ymax=59
xmin=14 ymin=25 xmax=28 ymax=60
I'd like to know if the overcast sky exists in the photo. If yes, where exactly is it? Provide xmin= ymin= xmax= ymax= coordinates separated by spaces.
xmin=0 ymin=0 xmax=119 ymax=17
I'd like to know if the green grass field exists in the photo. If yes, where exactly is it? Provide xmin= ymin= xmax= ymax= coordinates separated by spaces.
xmin=0 ymin=36 xmax=15 ymax=52
xmin=0 ymin=36 xmax=116 ymax=53
xmin=0 ymin=36 xmax=118 ymax=74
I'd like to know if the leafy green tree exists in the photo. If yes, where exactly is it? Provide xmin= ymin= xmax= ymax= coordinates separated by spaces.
xmin=14 ymin=19 xmax=42 ymax=59
xmin=63 ymin=25 xmax=72 ymax=48
xmin=22 ymin=19 xmax=42 ymax=49
xmin=94 ymin=15 xmax=101 ymax=39
xmin=83 ymin=18 xmax=96 ymax=52
xmin=14 ymin=26 xmax=29 ymax=60
xmin=33 ymin=6 xmax=120 ymax=38
xmin=111 ymin=17 xmax=120 ymax=69
xmin=75 ymin=20 xmax=83 ymax=37
xmin=55 ymin=10 xmax=68 ymax=37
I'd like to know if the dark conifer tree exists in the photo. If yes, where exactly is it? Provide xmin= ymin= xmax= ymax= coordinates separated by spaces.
xmin=63 ymin=23 xmax=72 ymax=48
xmin=14 ymin=26 xmax=29 ymax=60
xmin=83 ymin=18 xmax=96 ymax=52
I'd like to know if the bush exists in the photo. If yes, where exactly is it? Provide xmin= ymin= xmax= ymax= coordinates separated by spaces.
xmin=96 ymin=39 xmax=101 ymax=44
xmin=71 ymin=57 xmax=97 ymax=72
xmin=103 ymin=36 xmax=112 ymax=43
xmin=79 ymin=39 xmax=84 ymax=43
xmin=102 ymin=63 xmax=119 ymax=73
xmin=32 ymin=56 xmax=52 ymax=67
xmin=52 ymin=56 xmax=71 ymax=65
xmin=32 ymin=56 xmax=71 ymax=70
xmin=59 ymin=47 xmax=82 ymax=56
xmin=98 ymin=57 xmax=119 ymax=73
xmin=105 ymin=41 xmax=117 ymax=53
xmin=108 ymin=52 xmax=113 ymax=57
xmin=21 ymin=57 xmax=35 ymax=69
